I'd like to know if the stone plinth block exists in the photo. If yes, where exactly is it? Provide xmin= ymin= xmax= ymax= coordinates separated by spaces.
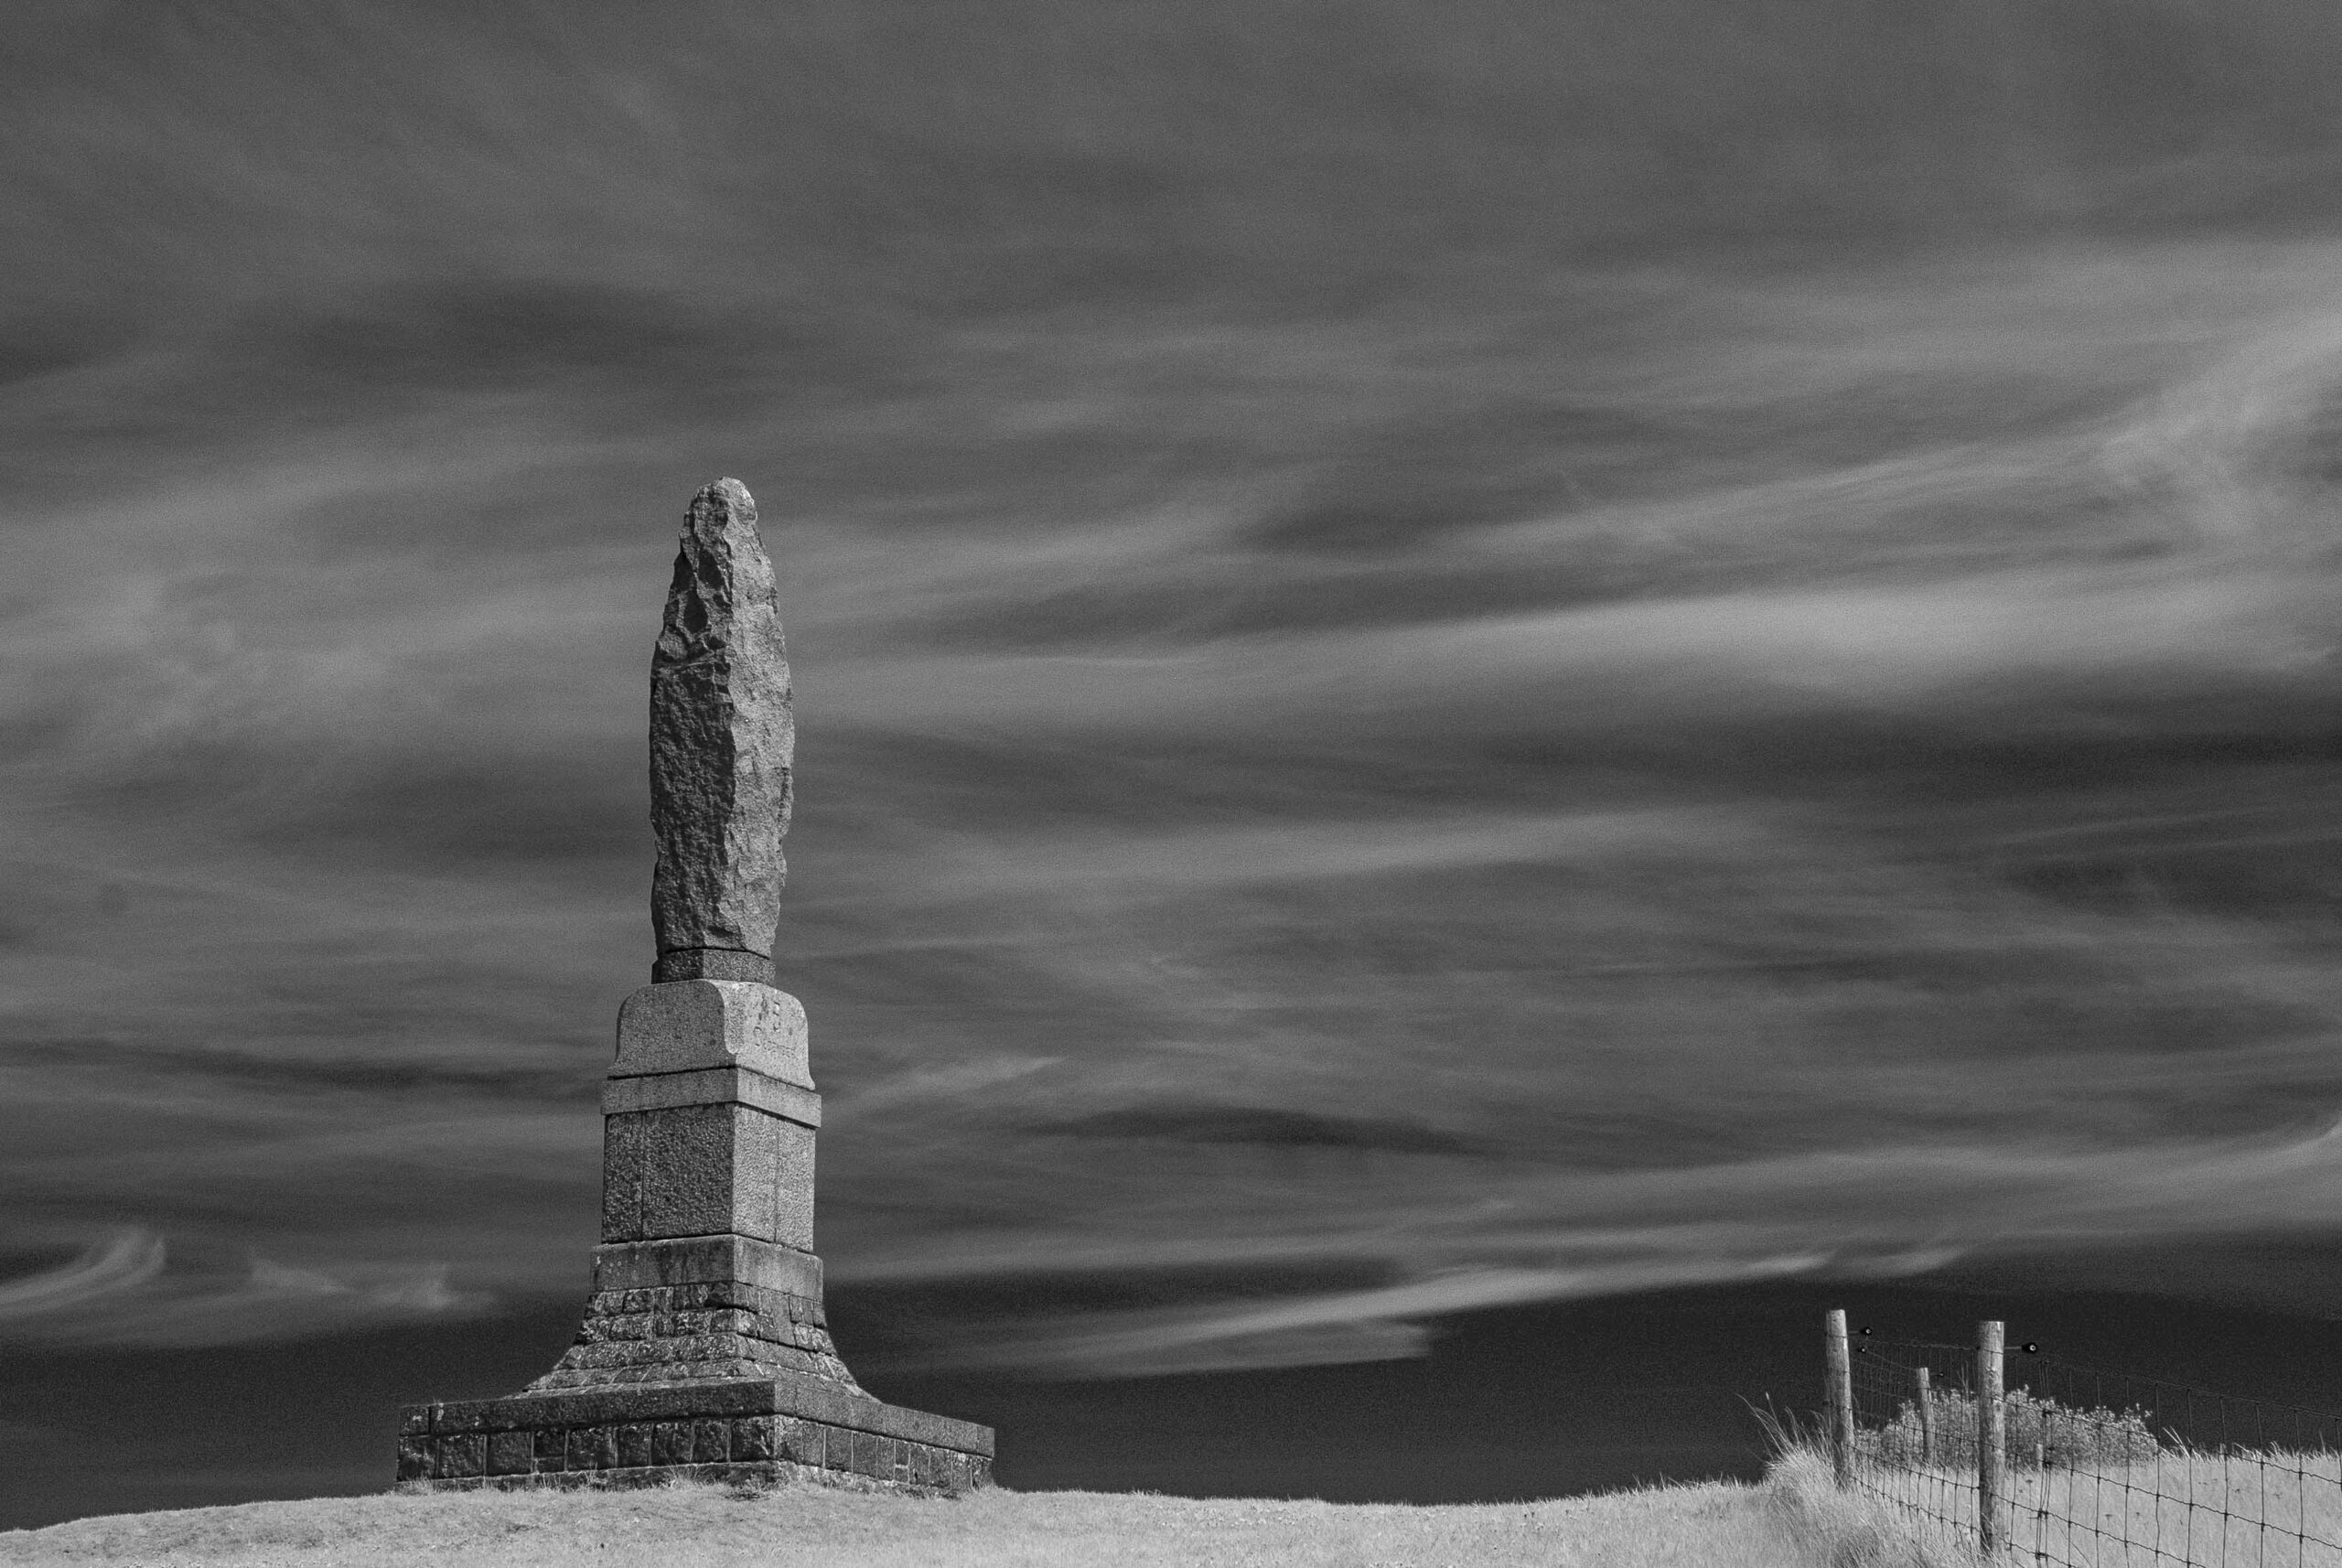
xmin=651 ymin=478 xmax=792 ymax=983
xmin=613 ymin=981 xmax=809 ymax=1086
xmin=400 ymin=1375 xmax=993 ymax=1496
xmin=601 ymin=1103 xmax=815 ymax=1248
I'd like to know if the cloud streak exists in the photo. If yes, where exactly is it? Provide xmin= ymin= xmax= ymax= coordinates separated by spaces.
xmin=0 ymin=1224 xmax=495 ymax=1348
xmin=845 ymin=1116 xmax=2342 ymax=1375
xmin=0 ymin=1230 xmax=166 ymax=1322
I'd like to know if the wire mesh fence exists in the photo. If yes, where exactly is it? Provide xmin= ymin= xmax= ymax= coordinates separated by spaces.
xmin=1833 ymin=1313 xmax=2342 ymax=1566
xmin=1843 ymin=1328 xmax=1987 ymax=1549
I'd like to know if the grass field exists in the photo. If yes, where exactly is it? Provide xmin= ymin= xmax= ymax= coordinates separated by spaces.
xmin=0 ymin=1469 xmax=1907 ymax=1568
xmin=29 ymin=1406 xmax=2334 ymax=1566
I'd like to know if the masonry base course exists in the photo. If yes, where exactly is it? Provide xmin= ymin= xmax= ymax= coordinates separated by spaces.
xmin=398 ymin=1374 xmax=993 ymax=1496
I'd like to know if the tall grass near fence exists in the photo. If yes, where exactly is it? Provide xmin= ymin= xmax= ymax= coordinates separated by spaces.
xmin=1823 ymin=1315 xmax=2342 ymax=1566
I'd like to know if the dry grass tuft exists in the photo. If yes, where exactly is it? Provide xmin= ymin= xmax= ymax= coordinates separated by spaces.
xmin=1762 ymin=1444 xmax=1978 ymax=1568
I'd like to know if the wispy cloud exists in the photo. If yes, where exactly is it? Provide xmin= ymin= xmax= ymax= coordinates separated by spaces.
xmin=0 ymin=1228 xmax=492 ymax=1349
xmin=0 ymin=1229 xmax=165 ymax=1322
xmin=12 ymin=68 xmax=2342 ymax=1372
xmin=843 ymin=1115 xmax=2342 ymax=1376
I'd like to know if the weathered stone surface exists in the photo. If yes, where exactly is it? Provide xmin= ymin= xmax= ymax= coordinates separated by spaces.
xmin=610 ymin=981 xmax=810 ymax=1084
xmin=488 ymin=1430 xmax=534 ymax=1475
xmin=402 ymin=1381 xmax=991 ymax=1494
xmin=408 ymin=1387 xmax=987 ymax=1473
xmin=599 ymin=1102 xmax=815 ymax=1248
xmin=654 ymin=949 xmax=772 ymax=982
xmin=571 ymin=1281 xmax=828 ymax=1332
xmin=421 ymin=1373 xmax=992 ymax=1455
xmin=693 ymin=1419 xmax=731 ymax=1464
xmin=528 ymin=1270 xmax=854 ymax=1395
xmin=653 ymin=1422 xmax=692 ymax=1466
xmin=650 ymin=478 xmax=791 ymax=984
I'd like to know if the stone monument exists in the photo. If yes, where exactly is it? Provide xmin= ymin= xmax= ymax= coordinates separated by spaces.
xmin=397 ymin=479 xmax=994 ymax=1492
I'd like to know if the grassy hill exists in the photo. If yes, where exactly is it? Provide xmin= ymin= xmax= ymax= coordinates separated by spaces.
xmin=0 ymin=1459 xmax=1898 ymax=1568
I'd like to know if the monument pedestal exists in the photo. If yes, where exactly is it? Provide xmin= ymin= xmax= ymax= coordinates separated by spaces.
xmin=397 ymin=1373 xmax=992 ymax=1494
xmin=398 ymin=980 xmax=993 ymax=1494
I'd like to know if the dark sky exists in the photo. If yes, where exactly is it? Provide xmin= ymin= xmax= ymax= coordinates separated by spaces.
xmin=12 ymin=0 xmax=2342 ymax=1528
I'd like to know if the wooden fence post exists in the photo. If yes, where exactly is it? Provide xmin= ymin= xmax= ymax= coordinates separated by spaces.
xmin=1826 ymin=1308 xmax=1856 ymax=1487
xmin=1978 ymin=1319 xmax=2006 ymax=1554
xmin=1916 ymin=1364 xmax=1935 ymax=1465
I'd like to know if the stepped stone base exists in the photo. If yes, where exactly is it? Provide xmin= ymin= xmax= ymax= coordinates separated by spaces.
xmin=398 ymin=1372 xmax=993 ymax=1496
xmin=396 ymin=977 xmax=993 ymax=1497
xmin=524 ymin=1279 xmax=859 ymax=1391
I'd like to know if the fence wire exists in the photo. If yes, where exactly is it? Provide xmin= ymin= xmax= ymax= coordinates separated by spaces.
xmin=1844 ymin=1328 xmax=2342 ymax=1566
xmin=1846 ymin=1334 xmax=1986 ymax=1549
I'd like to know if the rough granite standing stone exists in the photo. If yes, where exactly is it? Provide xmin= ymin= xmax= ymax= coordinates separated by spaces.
xmin=396 ymin=478 xmax=993 ymax=1496
xmin=650 ymin=478 xmax=792 ymax=985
